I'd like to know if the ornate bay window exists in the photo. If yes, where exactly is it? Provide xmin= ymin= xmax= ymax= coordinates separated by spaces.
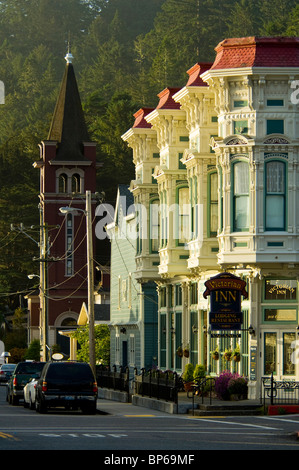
xmin=149 ymin=199 xmax=160 ymax=253
xmin=265 ymin=159 xmax=286 ymax=231
xmin=208 ymin=170 xmax=218 ymax=237
xmin=177 ymin=186 xmax=190 ymax=245
xmin=232 ymin=160 xmax=249 ymax=232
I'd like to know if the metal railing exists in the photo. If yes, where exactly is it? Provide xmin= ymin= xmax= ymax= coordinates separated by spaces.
xmin=262 ymin=373 xmax=299 ymax=406
xmin=96 ymin=365 xmax=130 ymax=393
xmin=134 ymin=368 xmax=183 ymax=404
xmin=187 ymin=377 xmax=216 ymax=415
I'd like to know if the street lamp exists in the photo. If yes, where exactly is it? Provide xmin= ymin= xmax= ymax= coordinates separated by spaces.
xmin=59 ymin=190 xmax=96 ymax=376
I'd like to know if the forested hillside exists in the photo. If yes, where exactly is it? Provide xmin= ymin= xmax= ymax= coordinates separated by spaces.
xmin=0 ymin=0 xmax=298 ymax=313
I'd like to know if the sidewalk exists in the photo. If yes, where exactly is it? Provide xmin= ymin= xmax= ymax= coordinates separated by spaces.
xmin=97 ymin=389 xmax=263 ymax=416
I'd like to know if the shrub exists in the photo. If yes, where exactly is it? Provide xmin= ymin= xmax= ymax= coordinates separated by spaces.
xmin=214 ymin=371 xmax=234 ymax=400
xmin=228 ymin=376 xmax=248 ymax=397
xmin=182 ymin=363 xmax=194 ymax=383
xmin=193 ymin=364 xmax=206 ymax=383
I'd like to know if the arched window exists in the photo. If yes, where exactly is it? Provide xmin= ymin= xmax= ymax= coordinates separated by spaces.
xmin=265 ymin=160 xmax=286 ymax=231
xmin=72 ymin=173 xmax=81 ymax=193
xmin=232 ymin=161 xmax=249 ymax=232
xmin=61 ymin=317 xmax=77 ymax=327
xmin=58 ymin=173 xmax=68 ymax=193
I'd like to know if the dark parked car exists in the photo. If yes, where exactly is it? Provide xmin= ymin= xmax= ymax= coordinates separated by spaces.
xmin=0 ymin=364 xmax=16 ymax=384
xmin=6 ymin=362 xmax=45 ymax=405
xmin=35 ymin=362 xmax=98 ymax=414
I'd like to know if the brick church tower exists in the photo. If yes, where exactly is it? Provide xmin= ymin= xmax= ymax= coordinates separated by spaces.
xmin=31 ymin=51 xmax=98 ymax=357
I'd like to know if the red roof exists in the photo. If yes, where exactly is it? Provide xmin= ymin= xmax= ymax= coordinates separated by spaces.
xmin=156 ymin=87 xmax=181 ymax=110
xmin=186 ymin=62 xmax=212 ymax=86
xmin=132 ymin=108 xmax=154 ymax=128
xmin=211 ymin=37 xmax=299 ymax=70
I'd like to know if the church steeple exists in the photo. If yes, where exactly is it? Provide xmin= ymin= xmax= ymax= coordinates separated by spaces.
xmin=47 ymin=52 xmax=90 ymax=161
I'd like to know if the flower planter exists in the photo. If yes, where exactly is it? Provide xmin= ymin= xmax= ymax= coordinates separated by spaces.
xmin=176 ymin=348 xmax=183 ymax=358
xmin=183 ymin=381 xmax=194 ymax=392
xmin=224 ymin=353 xmax=232 ymax=361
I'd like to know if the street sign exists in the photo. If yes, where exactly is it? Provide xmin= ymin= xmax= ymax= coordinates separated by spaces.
xmin=203 ymin=272 xmax=248 ymax=330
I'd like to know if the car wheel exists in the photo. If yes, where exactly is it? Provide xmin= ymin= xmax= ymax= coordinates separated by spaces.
xmin=81 ymin=404 xmax=97 ymax=415
xmin=36 ymin=398 xmax=47 ymax=414
xmin=29 ymin=395 xmax=35 ymax=410
xmin=12 ymin=395 xmax=19 ymax=406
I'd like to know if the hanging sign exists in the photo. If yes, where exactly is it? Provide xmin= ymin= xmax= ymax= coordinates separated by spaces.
xmin=203 ymin=272 xmax=248 ymax=330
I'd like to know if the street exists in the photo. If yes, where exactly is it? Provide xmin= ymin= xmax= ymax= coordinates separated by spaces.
xmin=0 ymin=385 xmax=299 ymax=455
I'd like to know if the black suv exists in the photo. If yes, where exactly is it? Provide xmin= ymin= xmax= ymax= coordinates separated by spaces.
xmin=35 ymin=362 xmax=98 ymax=414
xmin=7 ymin=362 xmax=45 ymax=405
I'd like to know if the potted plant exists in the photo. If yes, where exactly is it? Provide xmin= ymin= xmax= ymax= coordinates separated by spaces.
xmin=182 ymin=363 xmax=194 ymax=391
xmin=176 ymin=346 xmax=183 ymax=358
xmin=232 ymin=345 xmax=241 ymax=362
xmin=183 ymin=344 xmax=190 ymax=358
xmin=211 ymin=347 xmax=219 ymax=360
xmin=224 ymin=348 xmax=232 ymax=361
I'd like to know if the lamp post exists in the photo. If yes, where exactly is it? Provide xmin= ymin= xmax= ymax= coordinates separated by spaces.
xmin=59 ymin=190 xmax=96 ymax=376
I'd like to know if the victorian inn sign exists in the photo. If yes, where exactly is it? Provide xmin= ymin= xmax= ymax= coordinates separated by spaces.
xmin=204 ymin=273 xmax=248 ymax=331
xmin=117 ymin=36 xmax=299 ymax=401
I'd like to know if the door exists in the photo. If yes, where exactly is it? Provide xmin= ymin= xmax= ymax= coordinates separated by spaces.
xmin=263 ymin=330 xmax=296 ymax=379
xmin=122 ymin=341 xmax=128 ymax=369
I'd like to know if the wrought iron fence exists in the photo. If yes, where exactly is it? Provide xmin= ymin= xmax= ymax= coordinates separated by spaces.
xmin=187 ymin=377 xmax=216 ymax=415
xmin=262 ymin=373 xmax=299 ymax=406
xmin=96 ymin=365 xmax=130 ymax=393
xmin=134 ymin=368 xmax=183 ymax=404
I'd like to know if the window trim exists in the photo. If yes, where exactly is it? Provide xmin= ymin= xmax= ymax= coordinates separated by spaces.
xmin=149 ymin=198 xmax=160 ymax=254
xmin=207 ymin=170 xmax=218 ymax=238
xmin=176 ymin=185 xmax=190 ymax=246
xmin=264 ymin=159 xmax=287 ymax=231
xmin=266 ymin=119 xmax=284 ymax=135
xmin=231 ymin=159 xmax=250 ymax=232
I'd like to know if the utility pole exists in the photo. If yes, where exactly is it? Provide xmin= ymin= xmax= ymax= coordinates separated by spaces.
xmin=86 ymin=190 xmax=96 ymax=377
xmin=39 ymin=204 xmax=49 ymax=362
xmin=59 ymin=190 xmax=96 ymax=376
xmin=13 ymin=215 xmax=57 ymax=362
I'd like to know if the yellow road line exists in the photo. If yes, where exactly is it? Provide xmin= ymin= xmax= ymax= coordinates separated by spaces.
xmin=124 ymin=414 xmax=156 ymax=417
xmin=0 ymin=432 xmax=19 ymax=441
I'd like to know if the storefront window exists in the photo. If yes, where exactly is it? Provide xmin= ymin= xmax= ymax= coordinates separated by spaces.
xmin=264 ymin=332 xmax=296 ymax=376
xmin=264 ymin=333 xmax=277 ymax=375
xmin=264 ymin=308 xmax=297 ymax=322
xmin=283 ymin=333 xmax=296 ymax=375
xmin=265 ymin=279 xmax=297 ymax=301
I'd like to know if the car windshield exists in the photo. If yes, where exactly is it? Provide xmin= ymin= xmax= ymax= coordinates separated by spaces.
xmin=1 ymin=365 xmax=15 ymax=370
xmin=16 ymin=363 xmax=45 ymax=374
